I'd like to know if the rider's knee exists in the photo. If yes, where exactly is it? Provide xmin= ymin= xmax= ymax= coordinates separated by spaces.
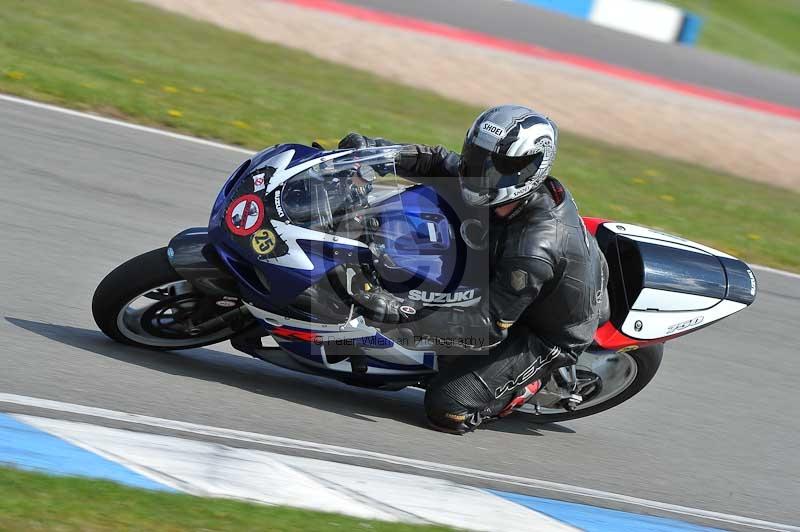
xmin=424 ymin=392 xmax=473 ymax=434
xmin=424 ymin=375 xmax=489 ymax=434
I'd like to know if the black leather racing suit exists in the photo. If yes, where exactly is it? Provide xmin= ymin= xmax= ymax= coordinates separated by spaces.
xmin=338 ymin=134 xmax=608 ymax=433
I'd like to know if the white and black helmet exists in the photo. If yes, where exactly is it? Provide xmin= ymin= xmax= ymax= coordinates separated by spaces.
xmin=459 ymin=105 xmax=558 ymax=207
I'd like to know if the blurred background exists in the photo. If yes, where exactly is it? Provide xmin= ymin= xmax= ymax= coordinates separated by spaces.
xmin=4 ymin=0 xmax=798 ymax=270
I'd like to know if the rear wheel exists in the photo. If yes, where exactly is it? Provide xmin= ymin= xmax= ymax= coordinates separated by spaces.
xmin=92 ymin=248 xmax=250 ymax=349
xmin=519 ymin=344 xmax=663 ymax=423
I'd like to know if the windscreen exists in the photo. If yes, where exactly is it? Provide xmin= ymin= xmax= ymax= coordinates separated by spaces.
xmin=281 ymin=148 xmax=405 ymax=237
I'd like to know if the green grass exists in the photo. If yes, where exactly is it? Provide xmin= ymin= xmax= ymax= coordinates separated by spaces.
xmin=669 ymin=0 xmax=800 ymax=73
xmin=0 ymin=466 xmax=455 ymax=532
xmin=0 ymin=0 xmax=798 ymax=270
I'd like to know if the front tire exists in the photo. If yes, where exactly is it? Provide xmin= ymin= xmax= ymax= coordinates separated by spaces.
xmin=92 ymin=248 xmax=246 ymax=350
xmin=520 ymin=344 xmax=663 ymax=423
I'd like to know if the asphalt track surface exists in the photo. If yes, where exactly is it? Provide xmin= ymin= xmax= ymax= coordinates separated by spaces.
xmin=338 ymin=0 xmax=800 ymax=109
xmin=1 ymin=97 xmax=798 ymax=529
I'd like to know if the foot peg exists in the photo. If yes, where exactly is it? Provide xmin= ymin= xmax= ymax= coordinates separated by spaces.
xmin=564 ymin=393 xmax=583 ymax=411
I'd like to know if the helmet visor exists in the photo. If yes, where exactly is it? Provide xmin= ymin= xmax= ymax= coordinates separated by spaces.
xmin=459 ymin=144 xmax=542 ymax=206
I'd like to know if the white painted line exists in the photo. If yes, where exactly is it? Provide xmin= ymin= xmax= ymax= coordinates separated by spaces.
xmin=3 ymin=91 xmax=800 ymax=283
xmin=751 ymin=264 xmax=800 ymax=281
xmin=0 ymin=93 xmax=252 ymax=155
xmin=1 ymin=393 xmax=797 ymax=532
xmin=17 ymin=414 xmax=577 ymax=531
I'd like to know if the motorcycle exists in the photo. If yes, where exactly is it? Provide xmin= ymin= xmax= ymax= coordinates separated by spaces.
xmin=92 ymin=144 xmax=757 ymax=423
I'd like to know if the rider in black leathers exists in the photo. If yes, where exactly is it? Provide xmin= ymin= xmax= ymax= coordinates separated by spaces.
xmin=339 ymin=105 xmax=608 ymax=433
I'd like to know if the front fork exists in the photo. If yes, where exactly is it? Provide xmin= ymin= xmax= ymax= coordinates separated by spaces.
xmin=167 ymin=227 xmax=256 ymax=334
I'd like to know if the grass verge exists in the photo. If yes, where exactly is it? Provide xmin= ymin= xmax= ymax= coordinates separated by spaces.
xmin=0 ymin=0 xmax=797 ymax=270
xmin=670 ymin=0 xmax=800 ymax=74
xmin=0 ymin=466 xmax=454 ymax=532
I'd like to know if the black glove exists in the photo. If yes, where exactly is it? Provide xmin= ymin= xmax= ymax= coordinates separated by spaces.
xmin=352 ymin=285 xmax=423 ymax=324
xmin=330 ymin=265 xmax=423 ymax=325
xmin=339 ymin=133 xmax=371 ymax=150
xmin=338 ymin=133 xmax=398 ymax=150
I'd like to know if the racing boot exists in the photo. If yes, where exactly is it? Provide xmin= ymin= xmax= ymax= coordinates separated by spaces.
xmin=425 ymin=380 xmax=541 ymax=434
xmin=426 ymin=409 xmax=486 ymax=435
xmin=424 ymin=380 xmax=542 ymax=434
xmin=497 ymin=379 xmax=542 ymax=417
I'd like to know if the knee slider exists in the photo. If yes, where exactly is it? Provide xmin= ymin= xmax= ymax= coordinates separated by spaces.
xmin=424 ymin=387 xmax=471 ymax=432
xmin=425 ymin=373 xmax=491 ymax=433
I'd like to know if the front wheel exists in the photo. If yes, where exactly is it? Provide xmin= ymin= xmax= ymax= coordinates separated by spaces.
xmin=519 ymin=344 xmax=663 ymax=423
xmin=92 ymin=248 xmax=250 ymax=350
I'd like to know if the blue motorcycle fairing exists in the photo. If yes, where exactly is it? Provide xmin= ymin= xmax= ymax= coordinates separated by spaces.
xmin=262 ymin=322 xmax=436 ymax=375
xmin=372 ymin=184 xmax=465 ymax=294
xmin=208 ymin=145 xmax=477 ymax=314
xmin=206 ymin=144 xmax=488 ymax=376
xmin=209 ymin=144 xmax=364 ymax=311
xmin=210 ymin=144 xmax=329 ymax=226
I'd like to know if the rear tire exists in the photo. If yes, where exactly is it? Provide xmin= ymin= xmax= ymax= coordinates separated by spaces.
xmin=522 ymin=344 xmax=663 ymax=423
xmin=92 ymin=248 xmax=244 ymax=350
